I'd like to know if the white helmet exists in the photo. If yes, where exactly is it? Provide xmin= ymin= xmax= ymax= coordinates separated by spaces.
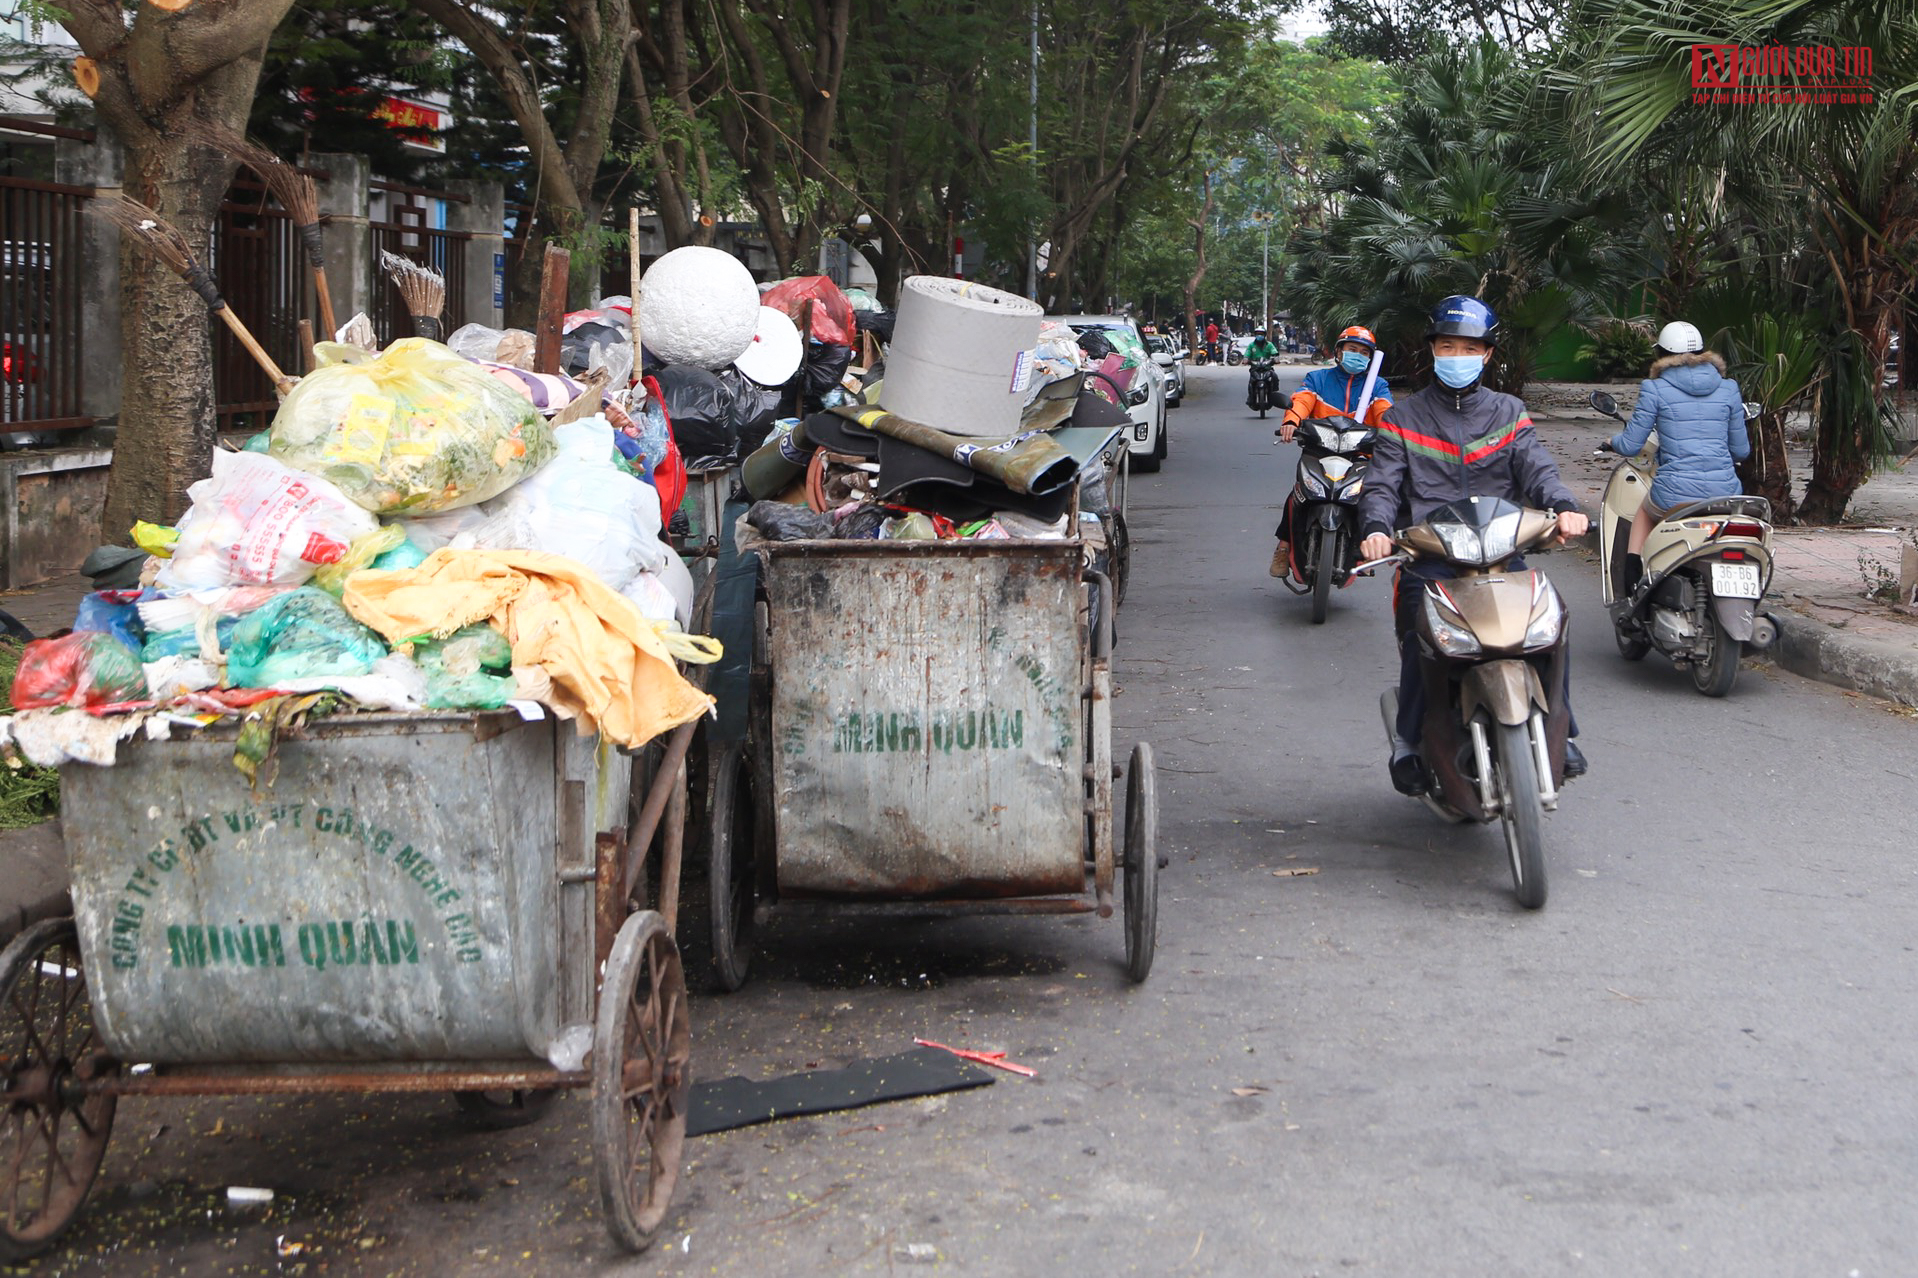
xmin=1656 ymin=321 xmax=1704 ymax=354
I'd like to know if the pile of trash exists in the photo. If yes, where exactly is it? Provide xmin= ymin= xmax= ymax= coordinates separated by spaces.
xmin=731 ymin=303 xmax=1133 ymax=552
xmin=2 ymin=324 xmax=719 ymax=771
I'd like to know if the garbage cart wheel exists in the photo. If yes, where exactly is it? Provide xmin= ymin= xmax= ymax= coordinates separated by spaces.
xmin=1122 ymin=744 xmax=1160 ymax=983
xmin=0 ymin=918 xmax=117 ymax=1261
xmin=707 ymin=743 xmax=759 ymax=992
xmin=453 ymin=1088 xmax=559 ymax=1129
xmin=593 ymin=911 xmax=691 ymax=1254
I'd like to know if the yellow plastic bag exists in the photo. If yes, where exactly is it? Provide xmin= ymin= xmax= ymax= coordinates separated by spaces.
xmin=311 ymin=525 xmax=407 ymax=596
xmin=267 ymin=338 xmax=557 ymax=515
xmin=131 ymin=521 xmax=178 ymax=558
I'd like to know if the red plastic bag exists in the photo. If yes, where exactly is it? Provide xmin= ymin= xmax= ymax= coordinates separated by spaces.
xmin=760 ymin=276 xmax=856 ymax=347
xmin=9 ymin=632 xmax=150 ymax=711
xmin=640 ymin=374 xmax=686 ymax=519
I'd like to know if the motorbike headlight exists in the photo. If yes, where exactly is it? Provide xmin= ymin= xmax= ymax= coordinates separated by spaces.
xmin=1340 ymin=477 xmax=1363 ymax=498
xmin=1522 ymin=582 xmax=1565 ymax=650
xmin=1298 ymin=462 xmax=1329 ymax=498
xmin=1422 ymin=593 xmax=1482 ymax=657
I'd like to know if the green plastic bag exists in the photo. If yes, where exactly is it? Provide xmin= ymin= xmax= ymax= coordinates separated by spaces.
xmin=225 ymin=588 xmax=388 ymax=688
xmin=415 ymin=623 xmax=515 ymax=710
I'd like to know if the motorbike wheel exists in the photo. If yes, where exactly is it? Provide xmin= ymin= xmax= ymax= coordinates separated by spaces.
xmin=1691 ymin=610 xmax=1740 ymax=697
xmin=1493 ymin=720 xmax=1548 ymax=909
xmin=1310 ymin=530 xmax=1337 ymax=624
xmin=1615 ymin=623 xmax=1650 ymax=662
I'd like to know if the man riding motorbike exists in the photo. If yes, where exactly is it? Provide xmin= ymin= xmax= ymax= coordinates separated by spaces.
xmin=1356 ymin=296 xmax=1590 ymax=794
xmin=1609 ymin=320 xmax=1752 ymax=598
xmin=1270 ymin=325 xmax=1393 ymax=578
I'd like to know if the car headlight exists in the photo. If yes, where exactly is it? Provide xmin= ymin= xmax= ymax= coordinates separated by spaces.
xmin=1126 ymin=385 xmax=1149 ymax=406
xmin=1523 ymin=581 xmax=1565 ymax=650
xmin=1422 ymin=593 xmax=1482 ymax=657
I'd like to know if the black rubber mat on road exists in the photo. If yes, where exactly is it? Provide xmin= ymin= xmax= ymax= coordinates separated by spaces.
xmin=688 ymin=1047 xmax=994 ymax=1136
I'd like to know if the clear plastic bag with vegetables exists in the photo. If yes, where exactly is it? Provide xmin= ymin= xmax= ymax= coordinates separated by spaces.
xmin=266 ymin=338 xmax=557 ymax=515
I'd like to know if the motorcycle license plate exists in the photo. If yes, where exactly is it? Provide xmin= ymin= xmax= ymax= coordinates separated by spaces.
xmin=1134 ymin=423 xmax=1149 ymax=441
xmin=1711 ymin=561 xmax=1761 ymax=598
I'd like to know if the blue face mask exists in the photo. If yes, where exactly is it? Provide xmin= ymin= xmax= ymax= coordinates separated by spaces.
xmin=1433 ymin=354 xmax=1484 ymax=389
xmin=1340 ymin=350 xmax=1371 ymax=375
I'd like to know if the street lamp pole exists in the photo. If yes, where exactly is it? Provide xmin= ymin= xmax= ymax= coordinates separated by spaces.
xmin=1262 ymin=221 xmax=1270 ymax=333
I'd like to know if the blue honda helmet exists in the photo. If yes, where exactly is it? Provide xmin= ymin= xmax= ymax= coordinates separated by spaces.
xmin=1424 ymin=295 xmax=1500 ymax=345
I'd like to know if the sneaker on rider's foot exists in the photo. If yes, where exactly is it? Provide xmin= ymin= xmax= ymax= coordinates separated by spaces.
xmin=1269 ymin=542 xmax=1290 ymax=578
xmin=1563 ymin=741 xmax=1588 ymax=780
xmin=1389 ymin=750 xmax=1429 ymax=796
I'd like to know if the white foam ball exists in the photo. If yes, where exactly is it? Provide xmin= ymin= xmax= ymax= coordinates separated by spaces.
xmin=638 ymin=247 xmax=760 ymax=369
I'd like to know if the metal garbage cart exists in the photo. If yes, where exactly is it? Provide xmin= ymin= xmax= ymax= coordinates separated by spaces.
xmin=704 ymin=534 xmax=1158 ymax=988
xmin=0 ymin=708 xmax=700 ymax=1260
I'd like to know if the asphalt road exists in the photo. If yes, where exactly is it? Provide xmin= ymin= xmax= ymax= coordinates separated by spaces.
xmin=23 ymin=362 xmax=1918 ymax=1277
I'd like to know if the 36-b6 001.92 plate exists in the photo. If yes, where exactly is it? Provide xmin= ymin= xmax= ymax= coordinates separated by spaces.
xmin=1711 ymin=561 xmax=1762 ymax=599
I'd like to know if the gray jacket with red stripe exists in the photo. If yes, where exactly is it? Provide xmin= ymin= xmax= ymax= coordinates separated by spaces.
xmin=1358 ymin=382 xmax=1580 ymax=540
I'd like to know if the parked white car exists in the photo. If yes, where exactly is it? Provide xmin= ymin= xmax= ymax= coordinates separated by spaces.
xmin=1061 ymin=315 xmax=1168 ymax=472
xmin=1143 ymin=332 xmax=1185 ymax=407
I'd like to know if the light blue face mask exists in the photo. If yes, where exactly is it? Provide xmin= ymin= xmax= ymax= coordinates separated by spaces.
xmin=1433 ymin=354 xmax=1485 ymax=389
xmin=1340 ymin=350 xmax=1371 ymax=375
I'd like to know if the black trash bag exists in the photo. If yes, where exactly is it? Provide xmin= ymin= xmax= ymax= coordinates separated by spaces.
xmin=746 ymin=500 xmax=835 ymax=541
xmin=833 ymin=504 xmax=888 ymax=539
xmin=718 ymin=367 xmax=785 ymax=445
xmin=1076 ymin=329 xmax=1115 ymax=362
xmin=854 ymin=308 xmax=895 ymax=343
xmin=802 ymin=342 xmax=855 ymax=400
xmin=655 ymin=365 xmax=740 ymax=461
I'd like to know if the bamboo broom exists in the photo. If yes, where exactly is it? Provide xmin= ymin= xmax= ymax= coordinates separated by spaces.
xmin=380 ymin=250 xmax=447 ymax=341
xmin=184 ymin=123 xmax=337 ymax=339
xmin=95 ymin=196 xmax=294 ymax=394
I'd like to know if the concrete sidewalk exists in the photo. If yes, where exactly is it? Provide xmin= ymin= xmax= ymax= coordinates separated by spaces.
xmin=1530 ymin=381 xmax=1918 ymax=709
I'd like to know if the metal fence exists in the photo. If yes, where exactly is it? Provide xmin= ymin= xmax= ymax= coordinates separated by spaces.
xmin=214 ymin=183 xmax=312 ymax=432
xmin=370 ymin=180 xmax=468 ymax=347
xmin=0 ymin=173 xmax=91 ymax=432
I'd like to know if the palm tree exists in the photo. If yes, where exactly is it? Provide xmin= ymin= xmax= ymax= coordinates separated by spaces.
xmin=1278 ymin=40 xmax=1637 ymax=394
xmin=1564 ymin=0 xmax=1918 ymax=523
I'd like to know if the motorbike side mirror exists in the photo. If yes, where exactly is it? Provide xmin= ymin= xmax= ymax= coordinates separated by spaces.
xmin=1588 ymin=390 xmax=1619 ymax=417
xmin=1743 ymin=401 xmax=1762 ymax=420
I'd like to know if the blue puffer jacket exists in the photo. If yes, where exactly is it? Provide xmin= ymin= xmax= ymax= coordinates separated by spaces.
xmin=1610 ymin=352 xmax=1751 ymax=511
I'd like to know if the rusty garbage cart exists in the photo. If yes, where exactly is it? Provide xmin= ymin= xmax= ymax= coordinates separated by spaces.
xmin=0 ymin=708 xmax=698 ymax=1260
xmin=704 ymin=534 xmax=1158 ymax=989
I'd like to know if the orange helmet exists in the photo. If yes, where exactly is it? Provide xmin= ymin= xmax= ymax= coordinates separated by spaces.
xmin=1337 ymin=325 xmax=1378 ymax=351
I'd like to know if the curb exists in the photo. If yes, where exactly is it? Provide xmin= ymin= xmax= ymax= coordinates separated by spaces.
xmin=0 ymin=820 xmax=70 ymax=949
xmin=1757 ymin=608 xmax=1918 ymax=709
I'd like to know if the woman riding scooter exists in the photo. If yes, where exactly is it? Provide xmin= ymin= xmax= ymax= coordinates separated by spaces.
xmin=1271 ymin=325 xmax=1392 ymax=578
xmin=1609 ymin=321 xmax=1752 ymax=598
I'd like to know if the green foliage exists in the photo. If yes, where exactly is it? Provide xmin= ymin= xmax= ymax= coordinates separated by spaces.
xmin=1275 ymin=38 xmax=1634 ymax=394
xmin=0 ymin=641 xmax=59 ymax=830
xmin=1578 ymin=321 xmax=1655 ymax=380
xmin=1558 ymin=0 xmax=1918 ymax=521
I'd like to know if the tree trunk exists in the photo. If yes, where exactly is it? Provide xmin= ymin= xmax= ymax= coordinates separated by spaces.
xmin=1799 ymin=392 xmax=1873 ymax=524
xmin=1182 ymin=171 xmax=1212 ymax=359
xmin=103 ymin=136 xmax=238 ymax=536
xmin=62 ymin=0 xmax=293 ymax=535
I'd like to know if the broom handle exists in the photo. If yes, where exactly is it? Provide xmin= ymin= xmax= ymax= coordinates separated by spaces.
xmin=214 ymin=305 xmax=293 ymax=394
xmin=312 ymin=267 xmax=337 ymax=341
